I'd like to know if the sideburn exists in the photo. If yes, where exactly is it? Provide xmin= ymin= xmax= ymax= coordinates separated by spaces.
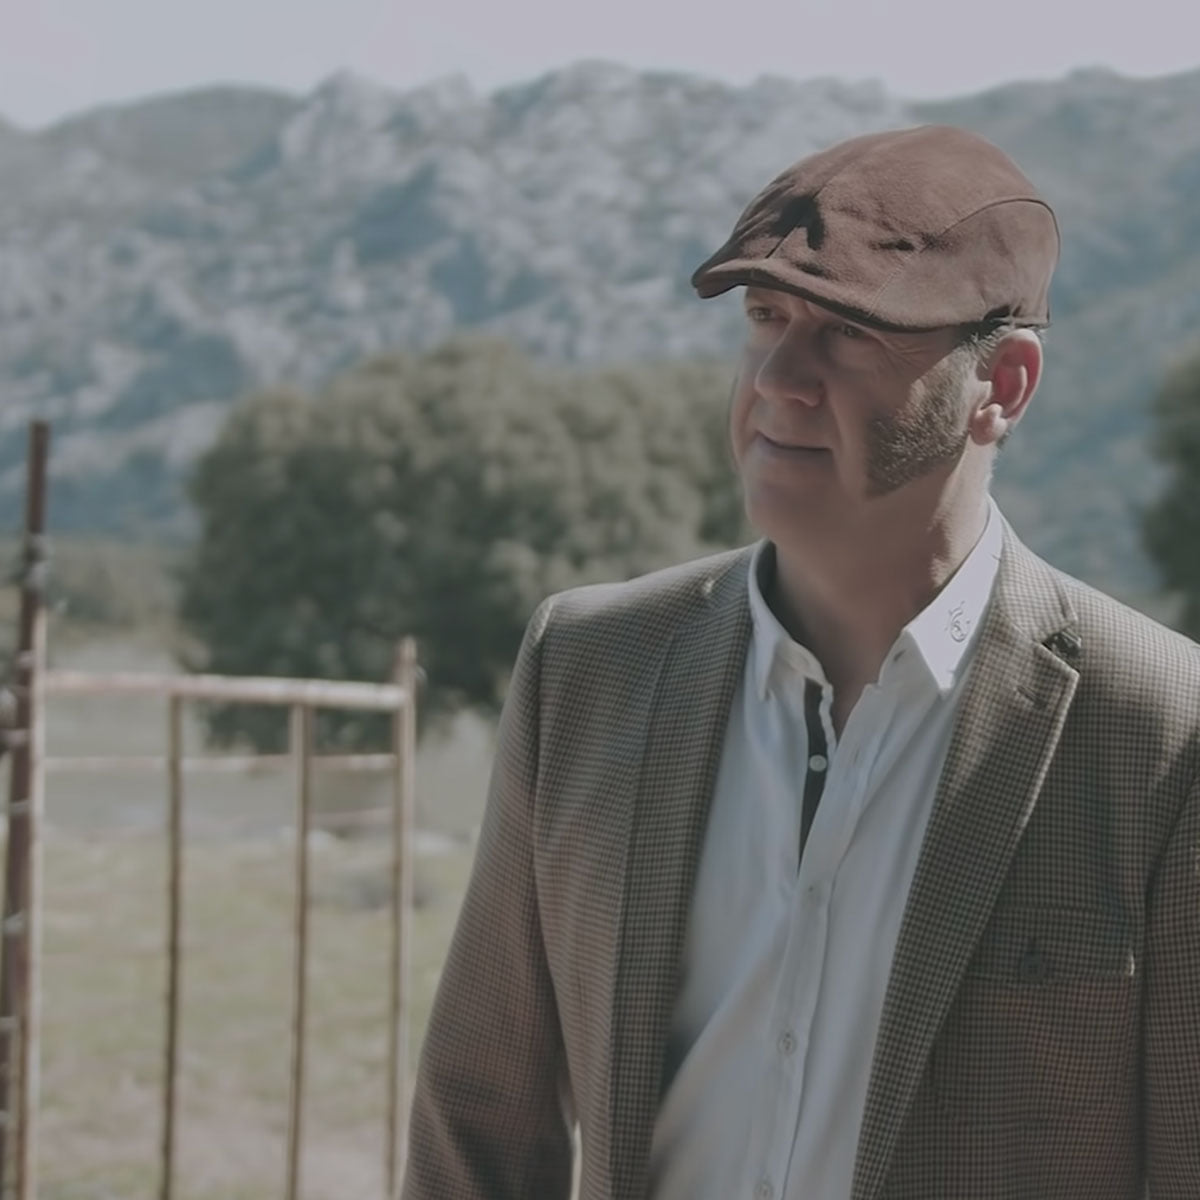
xmin=864 ymin=351 xmax=974 ymax=496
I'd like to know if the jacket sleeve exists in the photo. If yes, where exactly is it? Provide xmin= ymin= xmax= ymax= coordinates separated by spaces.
xmin=402 ymin=598 xmax=574 ymax=1199
xmin=1144 ymin=770 xmax=1200 ymax=1197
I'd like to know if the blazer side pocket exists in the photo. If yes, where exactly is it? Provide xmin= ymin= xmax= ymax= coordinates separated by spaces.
xmin=931 ymin=906 xmax=1137 ymax=1124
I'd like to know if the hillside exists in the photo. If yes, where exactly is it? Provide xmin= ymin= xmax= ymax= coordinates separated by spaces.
xmin=2 ymin=63 xmax=1198 ymax=597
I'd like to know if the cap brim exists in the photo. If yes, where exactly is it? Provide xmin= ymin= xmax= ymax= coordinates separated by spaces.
xmin=692 ymin=258 xmax=1051 ymax=333
xmin=691 ymin=259 xmax=942 ymax=333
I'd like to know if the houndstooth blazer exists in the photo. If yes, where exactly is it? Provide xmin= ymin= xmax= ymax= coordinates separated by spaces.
xmin=403 ymin=524 xmax=1200 ymax=1200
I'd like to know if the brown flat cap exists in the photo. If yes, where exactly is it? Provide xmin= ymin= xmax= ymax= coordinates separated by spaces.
xmin=691 ymin=124 xmax=1059 ymax=331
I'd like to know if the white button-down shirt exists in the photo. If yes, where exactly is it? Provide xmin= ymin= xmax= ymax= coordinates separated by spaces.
xmin=648 ymin=499 xmax=1004 ymax=1200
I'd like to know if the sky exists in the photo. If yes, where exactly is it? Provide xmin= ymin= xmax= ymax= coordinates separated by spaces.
xmin=1 ymin=0 xmax=1198 ymax=130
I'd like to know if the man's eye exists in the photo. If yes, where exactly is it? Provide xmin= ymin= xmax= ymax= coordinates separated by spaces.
xmin=834 ymin=322 xmax=864 ymax=339
xmin=746 ymin=306 xmax=779 ymax=323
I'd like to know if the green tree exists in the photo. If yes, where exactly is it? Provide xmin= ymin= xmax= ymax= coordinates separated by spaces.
xmin=1142 ymin=347 xmax=1200 ymax=640
xmin=178 ymin=336 xmax=745 ymax=749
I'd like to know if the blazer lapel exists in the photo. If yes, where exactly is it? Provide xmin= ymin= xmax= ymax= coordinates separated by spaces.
xmin=607 ymin=551 xmax=753 ymax=1200
xmin=852 ymin=531 xmax=1082 ymax=1200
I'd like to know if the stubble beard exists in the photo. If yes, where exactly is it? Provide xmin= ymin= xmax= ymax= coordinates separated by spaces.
xmin=863 ymin=354 xmax=973 ymax=497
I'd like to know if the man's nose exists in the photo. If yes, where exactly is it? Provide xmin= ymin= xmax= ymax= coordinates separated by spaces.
xmin=754 ymin=324 xmax=824 ymax=408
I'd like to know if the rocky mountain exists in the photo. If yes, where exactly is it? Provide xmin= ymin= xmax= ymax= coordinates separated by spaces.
xmin=2 ymin=62 xmax=1199 ymax=599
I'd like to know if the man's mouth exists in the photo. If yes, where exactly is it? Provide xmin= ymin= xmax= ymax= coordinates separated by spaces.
xmin=758 ymin=433 xmax=827 ymax=453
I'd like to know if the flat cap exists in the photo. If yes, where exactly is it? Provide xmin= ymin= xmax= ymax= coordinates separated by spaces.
xmin=691 ymin=124 xmax=1059 ymax=331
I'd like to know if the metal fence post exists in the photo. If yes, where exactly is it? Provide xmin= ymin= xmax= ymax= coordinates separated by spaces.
xmin=285 ymin=703 xmax=313 ymax=1200
xmin=160 ymin=695 xmax=185 ymax=1200
xmin=0 ymin=420 xmax=50 ymax=1200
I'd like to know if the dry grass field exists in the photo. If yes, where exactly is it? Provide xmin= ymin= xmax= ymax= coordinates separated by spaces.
xmin=19 ymin=632 xmax=496 ymax=1200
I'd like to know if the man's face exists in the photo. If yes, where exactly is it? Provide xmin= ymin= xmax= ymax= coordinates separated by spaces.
xmin=729 ymin=286 xmax=975 ymax=542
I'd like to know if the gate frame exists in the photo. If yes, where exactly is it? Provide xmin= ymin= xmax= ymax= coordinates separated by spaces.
xmin=0 ymin=421 xmax=421 ymax=1200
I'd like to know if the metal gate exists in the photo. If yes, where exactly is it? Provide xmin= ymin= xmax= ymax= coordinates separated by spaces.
xmin=0 ymin=421 xmax=420 ymax=1199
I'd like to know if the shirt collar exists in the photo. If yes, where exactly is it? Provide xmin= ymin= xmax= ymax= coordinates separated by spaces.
xmin=897 ymin=495 xmax=1003 ymax=693
xmin=747 ymin=542 xmax=827 ymax=700
xmin=747 ymin=496 xmax=1004 ymax=701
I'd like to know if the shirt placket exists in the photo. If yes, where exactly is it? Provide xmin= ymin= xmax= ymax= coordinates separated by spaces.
xmin=755 ymin=682 xmax=902 ymax=1200
xmin=742 ymin=673 xmax=833 ymax=1200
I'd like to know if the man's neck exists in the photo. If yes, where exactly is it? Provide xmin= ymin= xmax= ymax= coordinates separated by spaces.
xmin=766 ymin=494 xmax=990 ymax=708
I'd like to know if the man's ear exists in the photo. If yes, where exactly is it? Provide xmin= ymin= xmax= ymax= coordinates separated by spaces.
xmin=968 ymin=330 xmax=1043 ymax=447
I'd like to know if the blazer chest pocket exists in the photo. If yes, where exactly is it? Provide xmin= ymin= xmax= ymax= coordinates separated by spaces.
xmin=931 ymin=907 xmax=1137 ymax=1125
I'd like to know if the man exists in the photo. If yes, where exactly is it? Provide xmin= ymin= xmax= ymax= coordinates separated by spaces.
xmin=403 ymin=126 xmax=1200 ymax=1199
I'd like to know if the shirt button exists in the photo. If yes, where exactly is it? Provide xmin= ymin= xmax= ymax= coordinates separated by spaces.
xmin=755 ymin=1181 xmax=775 ymax=1200
xmin=777 ymin=1030 xmax=797 ymax=1057
xmin=808 ymin=753 xmax=828 ymax=772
